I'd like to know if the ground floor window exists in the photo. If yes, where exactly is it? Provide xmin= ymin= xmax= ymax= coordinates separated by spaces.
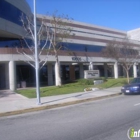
xmin=16 ymin=65 xmax=48 ymax=87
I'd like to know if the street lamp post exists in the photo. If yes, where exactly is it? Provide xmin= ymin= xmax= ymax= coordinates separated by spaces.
xmin=33 ymin=0 xmax=41 ymax=105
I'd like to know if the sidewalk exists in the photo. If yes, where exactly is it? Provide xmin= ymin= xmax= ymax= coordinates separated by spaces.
xmin=0 ymin=87 xmax=122 ymax=116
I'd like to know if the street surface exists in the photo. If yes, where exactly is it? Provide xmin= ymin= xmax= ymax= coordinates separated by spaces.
xmin=0 ymin=94 xmax=140 ymax=140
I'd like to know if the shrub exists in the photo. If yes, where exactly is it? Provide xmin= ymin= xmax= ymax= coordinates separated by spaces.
xmin=93 ymin=77 xmax=107 ymax=81
xmin=77 ymin=79 xmax=94 ymax=85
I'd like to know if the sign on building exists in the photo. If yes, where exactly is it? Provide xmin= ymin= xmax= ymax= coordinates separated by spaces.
xmin=71 ymin=57 xmax=81 ymax=61
xmin=84 ymin=70 xmax=100 ymax=79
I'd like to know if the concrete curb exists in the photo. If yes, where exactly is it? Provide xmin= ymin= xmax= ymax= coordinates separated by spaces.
xmin=0 ymin=93 xmax=122 ymax=117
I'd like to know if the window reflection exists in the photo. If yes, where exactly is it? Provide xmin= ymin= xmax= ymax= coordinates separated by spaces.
xmin=60 ymin=43 xmax=105 ymax=52
xmin=0 ymin=39 xmax=105 ymax=52
xmin=0 ymin=39 xmax=20 ymax=47
xmin=0 ymin=0 xmax=26 ymax=26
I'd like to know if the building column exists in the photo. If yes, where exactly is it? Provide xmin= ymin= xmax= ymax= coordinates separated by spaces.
xmin=79 ymin=63 xmax=84 ymax=79
xmin=114 ymin=62 xmax=118 ymax=79
xmin=69 ymin=65 xmax=75 ymax=81
xmin=104 ymin=63 xmax=108 ymax=78
xmin=133 ymin=63 xmax=137 ymax=78
xmin=47 ymin=63 xmax=53 ymax=86
xmin=9 ymin=61 xmax=16 ymax=91
xmin=89 ymin=62 xmax=94 ymax=70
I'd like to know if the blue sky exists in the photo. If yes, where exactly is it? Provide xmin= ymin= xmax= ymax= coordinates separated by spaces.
xmin=26 ymin=0 xmax=140 ymax=31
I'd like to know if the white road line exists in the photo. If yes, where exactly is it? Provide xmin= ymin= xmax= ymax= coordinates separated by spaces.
xmin=134 ymin=103 xmax=140 ymax=106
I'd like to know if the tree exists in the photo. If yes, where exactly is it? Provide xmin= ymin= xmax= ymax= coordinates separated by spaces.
xmin=41 ymin=12 xmax=73 ymax=86
xmin=16 ymin=14 xmax=53 ymax=69
xmin=17 ymin=12 xmax=73 ymax=87
xmin=102 ymin=37 xmax=140 ymax=83
xmin=15 ymin=13 xmax=53 ymax=104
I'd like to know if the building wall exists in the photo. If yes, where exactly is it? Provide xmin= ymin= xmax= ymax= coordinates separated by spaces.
xmin=128 ymin=28 xmax=140 ymax=41
xmin=0 ymin=0 xmax=140 ymax=89
xmin=37 ymin=14 xmax=127 ymax=47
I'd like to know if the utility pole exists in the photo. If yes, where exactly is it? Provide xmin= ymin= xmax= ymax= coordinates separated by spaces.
xmin=33 ymin=0 xmax=41 ymax=105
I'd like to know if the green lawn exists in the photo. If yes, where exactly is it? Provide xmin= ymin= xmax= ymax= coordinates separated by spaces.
xmin=94 ymin=77 xmax=130 ymax=89
xmin=16 ymin=78 xmax=131 ymax=98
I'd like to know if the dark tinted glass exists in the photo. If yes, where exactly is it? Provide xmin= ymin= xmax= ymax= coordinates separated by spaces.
xmin=0 ymin=38 xmax=105 ymax=53
xmin=0 ymin=38 xmax=52 ymax=48
xmin=61 ymin=43 xmax=105 ymax=52
xmin=0 ymin=0 xmax=24 ymax=26
xmin=0 ymin=39 xmax=20 ymax=47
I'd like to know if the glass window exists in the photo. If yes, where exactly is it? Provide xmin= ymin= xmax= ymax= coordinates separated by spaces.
xmin=0 ymin=38 xmax=105 ymax=53
xmin=0 ymin=38 xmax=21 ymax=47
xmin=61 ymin=43 xmax=105 ymax=52
xmin=0 ymin=0 xmax=26 ymax=26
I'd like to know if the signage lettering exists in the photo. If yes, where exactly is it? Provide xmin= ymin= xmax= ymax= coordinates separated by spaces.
xmin=84 ymin=70 xmax=100 ymax=79
xmin=72 ymin=57 xmax=81 ymax=61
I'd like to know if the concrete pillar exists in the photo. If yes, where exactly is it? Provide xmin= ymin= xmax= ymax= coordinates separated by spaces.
xmin=114 ymin=62 xmax=118 ymax=79
xmin=133 ymin=63 xmax=137 ymax=78
xmin=9 ymin=61 xmax=16 ymax=91
xmin=89 ymin=62 xmax=94 ymax=70
xmin=104 ymin=63 xmax=108 ymax=78
xmin=79 ymin=63 xmax=84 ymax=79
xmin=47 ymin=63 xmax=53 ymax=86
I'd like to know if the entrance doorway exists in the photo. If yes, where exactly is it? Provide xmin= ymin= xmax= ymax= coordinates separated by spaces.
xmin=0 ymin=64 xmax=6 ymax=89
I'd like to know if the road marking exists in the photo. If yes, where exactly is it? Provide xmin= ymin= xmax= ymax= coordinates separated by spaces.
xmin=134 ymin=103 xmax=140 ymax=106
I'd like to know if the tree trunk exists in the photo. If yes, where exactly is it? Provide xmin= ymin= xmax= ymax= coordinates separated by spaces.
xmin=55 ymin=60 xmax=62 ymax=86
xmin=126 ymin=70 xmax=130 ymax=84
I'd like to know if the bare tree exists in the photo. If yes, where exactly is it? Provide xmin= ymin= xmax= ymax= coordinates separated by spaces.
xmin=102 ymin=37 xmax=140 ymax=83
xmin=16 ymin=14 xmax=53 ymax=69
xmin=42 ymin=12 xmax=73 ymax=86
xmin=15 ymin=12 xmax=53 ymax=105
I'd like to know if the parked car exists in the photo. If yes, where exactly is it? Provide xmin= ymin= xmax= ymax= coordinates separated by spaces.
xmin=121 ymin=77 xmax=140 ymax=94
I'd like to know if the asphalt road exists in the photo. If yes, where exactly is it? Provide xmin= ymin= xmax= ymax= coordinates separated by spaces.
xmin=0 ymin=94 xmax=140 ymax=140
